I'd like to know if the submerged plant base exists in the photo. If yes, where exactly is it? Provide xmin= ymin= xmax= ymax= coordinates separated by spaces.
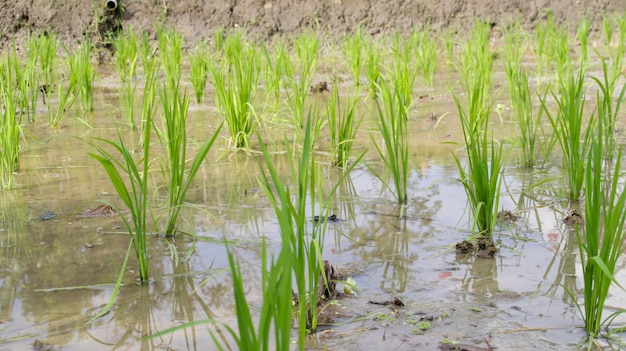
xmin=455 ymin=237 xmax=498 ymax=258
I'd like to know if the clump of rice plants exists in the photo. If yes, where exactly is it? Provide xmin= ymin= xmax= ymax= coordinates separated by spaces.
xmin=154 ymin=81 xmax=223 ymax=236
xmin=369 ymin=78 xmax=410 ymax=211
xmin=574 ymin=115 xmax=626 ymax=347
xmin=261 ymin=37 xmax=287 ymax=111
xmin=0 ymin=53 xmax=23 ymax=189
xmin=342 ymin=26 xmax=365 ymax=86
xmin=88 ymin=58 xmax=159 ymax=283
xmin=188 ymin=42 xmax=210 ymax=103
xmin=502 ymin=22 xmax=544 ymax=167
xmin=541 ymin=69 xmax=593 ymax=200
xmin=326 ymin=82 xmax=363 ymax=168
xmin=114 ymin=27 xmax=139 ymax=128
xmin=364 ymin=38 xmax=381 ymax=98
xmin=411 ymin=28 xmax=438 ymax=87
xmin=68 ymin=38 xmax=96 ymax=112
xmin=283 ymin=31 xmax=319 ymax=129
xmin=453 ymin=21 xmax=506 ymax=246
xmin=591 ymin=59 xmax=626 ymax=160
xmin=210 ymin=32 xmax=261 ymax=149
xmin=157 ymin=27 xmax=184 ymax=89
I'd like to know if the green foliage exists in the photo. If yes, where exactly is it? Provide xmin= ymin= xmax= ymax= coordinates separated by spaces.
xmin=188 ymin=42 xmax=210 ymax=103
xmin=369 ymin=78 xmax=409 ymax=208
xmin=327 ymin=83 xmax=363 ymax=168
xmin=210 ymin=32 xmax=260 ymax=149
xmin=412 ymin=28 xmax=438 ymax=87
xmin=88 ymin=59 xmax=158 ymax=282
xmin=155 ymin=82 xmax=223 ymax=236
xmin=68 ymin=38 xmax=96 ymax=112
xmin=576 ymin=115 xmax=626 ymax=342
xmin=0 ymin=53 xmax=23 ymax=189
xmin=342 ymin=26 xmax=365 ymax=86
xmin=541 ymin=70 xmax=593 ymax=200
xmin=364 ymin=38 xmax=381 ymax=98
xmin=283 ymin=31 xmax=319 ymax=129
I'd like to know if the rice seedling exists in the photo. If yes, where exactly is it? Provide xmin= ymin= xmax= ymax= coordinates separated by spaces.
xmin=210 ymin=32 xmax=260 ymax=149
xmin=188 ymin=42 xmax=209 ymax=103
xmin=33 ymin=32 xmax=58 ymax=88
xmin=342 ymin=26 xmax=365 ymax=86
xmin=283 ymin=32 xmax=319 ymax=129
xmin=157 ymin=27 xmax=184 ymax=89
xmin=87 ymin=59 xmax=158 ymax=283
xmin=369 ymin=78 xmax=409 ymax=210
xmin=591 ymin=59 xmax=626 ymax=161
xmin=0 ymin=54 xmax=22 ymax=189
xmin=574 ymin=115 xmax=626 ymax=345
xmin=258 ymin=115 xmax=362 ymax=344
xmin=113 ymin=27 xmax=139 ymax=83
xmin=12 ymin=40 xmax=38 ymax=122
xmin=576 ymin=17 xmax=591 ymax=66
xmin=388 ymin=33 xmax=417 ymax=116
xmin=552 ymin=28 xmax=572 ymax=85
xmin=541 ymin=69 xmax=593 ymax=200
xmin=47 ymin=76 xmax=78 ymax=128
xmin=452 ymin=22 xmax=506 ymax=240
xmin=364 ymin=38 xmax=381 ymax=98
xmin=412 ymin=28 xmax=438 ymax=87
xmin=260 ymin=38 xmax=287 ymax=111
xmin=326 ymin=82 xmax=363 ymax=168
xmin=502 ymin=24 xmax=543 ymax=167
xmin=441 ymin=27 xmax=456 ymax=65
xmin=68 ymin=38 xmax=96 ymax=112
xmin=154 ymin=82 xmax=223 ymax=236
xmin=613 ymin=13 xmax=626 ymax=75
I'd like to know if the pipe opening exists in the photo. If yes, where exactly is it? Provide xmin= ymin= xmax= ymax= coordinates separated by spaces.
xmin=106 ymin=0 xmax=118 ymax=10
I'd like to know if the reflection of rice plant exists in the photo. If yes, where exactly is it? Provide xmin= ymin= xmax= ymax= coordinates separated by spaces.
xmin=541 ymin=70 xmax=592 ymax=200
xmin=327 ymin=83 xmax=363 ymax=168
xmin=188 ymin=42 xmax=209 ymax=103
xmin=155 ymin=82 xmax=223 ymax=236
xmin=574 ymin=116 xmax=626 ymax=345
xmin=0 ymin=54 xmax=22 ymax=189
xmin=210 ymin=32 xmax=260 ymax=149
xmin=88 ymin=63 xmax=158 ymax=283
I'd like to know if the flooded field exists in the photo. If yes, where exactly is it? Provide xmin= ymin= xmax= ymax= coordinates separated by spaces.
xmin=2 ymin=26 xmax=626 ymax=351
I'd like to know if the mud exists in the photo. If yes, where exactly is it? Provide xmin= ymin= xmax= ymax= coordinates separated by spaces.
xmin=2 ymin=0 xmax=626 ymax=50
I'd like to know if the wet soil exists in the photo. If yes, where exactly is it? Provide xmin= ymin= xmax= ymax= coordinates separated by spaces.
xmin=2 ymin=0 xmax=626 ymax=51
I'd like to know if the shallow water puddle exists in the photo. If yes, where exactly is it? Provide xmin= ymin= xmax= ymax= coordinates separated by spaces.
xmin=0 ymin=74 xmax=625 ymax=351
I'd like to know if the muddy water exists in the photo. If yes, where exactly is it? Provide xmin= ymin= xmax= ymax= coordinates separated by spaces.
xmin=1 ymin=66 xmax=625 ymax=351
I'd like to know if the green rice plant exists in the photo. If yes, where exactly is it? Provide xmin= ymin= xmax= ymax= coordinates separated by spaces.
xmin=502 ymin=19 xmax=527 ymax=85
xmin=591 ymin=59 xmax=626 ymax=161
xmin=342 ymin=26 xmax=365 ymax=86
xmin=369 ymin=78 xmax=409 ymax=210
xmin=603 ymin=15 xmax=615 ymax=55
xmin=258 ymin=115 xmax=362 ymax=345
xmin=12 ymin=40 xmax=38 ymax=122
xmin=364 ymin=38 xmax=381 ymax=98
xmin=575 ymin=116 xmax=626 ymax=344
xmin=260 ymin=38 xmax=287 ymax=111
xmin=113 ymin=27 xmax=139 ymax=83
xmin=283 ymin=32 xmax=319 ymax=129
xmin=188 ymin=42 xmax=210 ymax=103
xmin=0 ymin=54 xmax=22 ymax=189
xmin=157 ymin=27 xmax=184 ymax=89
xmin=32 ymin=32 xmax=58 ymax=88
xmin=541 ymin=69 xmax=593 ymax=200
xmin=552 ymin=28 xmax=572 ymax=85
xmin=326 ymin=82 xmax=363 ymax=168
xmin=451 ymin=88 xmax=505 ymax=239
xmin=533 ymin=12 xmax=557 ymax=82
xmin=509 ymin=65 xmax=544 ymax=168
xmin=88 ymin=60 xmax=158 ymax=283
xmin=210 ymin=33 xmax=260 ymax=149
xmin=47 ymin=76 xmax=78 ymax=128
xmin=154 ymin=82 xmax=223 ymax=236
xmin=388 ymin=33 xmax=417 ymax=114
xmin=412 ymin=28 xmax=438 ymax=87
xmin=114 ymin=28 xmax=140 ymax=128
xmin=452 ymin=23 xmax=505 ymax=239
xmin=68 ymin=38 xmax=96 ymax=112
xmin=576 ymin=17 xmax=591 ymax=67
xmin=441 ymin=27 xmax=456 ymax=65
xmin=613 ymin=13 xmax=626 ymax=75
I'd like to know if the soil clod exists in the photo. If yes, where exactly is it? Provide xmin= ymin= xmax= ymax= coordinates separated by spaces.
xmin=310 ymin=81 xmax=329 ymax=93
xmin=563 ymin=209 xmax=584 ymax=226
xmin=76 ymin=204 xmax=120 ymax=218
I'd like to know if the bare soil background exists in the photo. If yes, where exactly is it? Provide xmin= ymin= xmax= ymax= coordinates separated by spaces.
xmin=1 ymin=0 xmax=626 ymax=50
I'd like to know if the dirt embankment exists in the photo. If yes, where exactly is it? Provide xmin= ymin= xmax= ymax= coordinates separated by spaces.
xmin=1 ymin=0 xmax=625 ymax=50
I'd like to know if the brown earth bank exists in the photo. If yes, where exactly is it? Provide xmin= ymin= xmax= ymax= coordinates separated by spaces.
xmin=1 ymin=0 xmax=626 ymax=50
